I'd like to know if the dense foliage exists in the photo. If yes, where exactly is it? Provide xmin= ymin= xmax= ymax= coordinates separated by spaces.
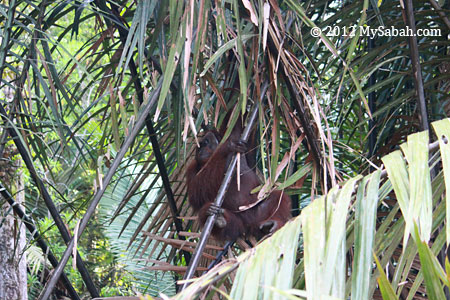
xmin=0 ymin=0 xmax=449 ymax=299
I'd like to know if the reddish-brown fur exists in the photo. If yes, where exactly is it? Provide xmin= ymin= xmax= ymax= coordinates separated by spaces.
xmin=186 ymin=118 xmax=291 ymax=241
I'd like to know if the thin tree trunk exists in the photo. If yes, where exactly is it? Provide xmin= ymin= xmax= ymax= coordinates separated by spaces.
xmin=0 ymin=146 xmax=27 ymax=300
